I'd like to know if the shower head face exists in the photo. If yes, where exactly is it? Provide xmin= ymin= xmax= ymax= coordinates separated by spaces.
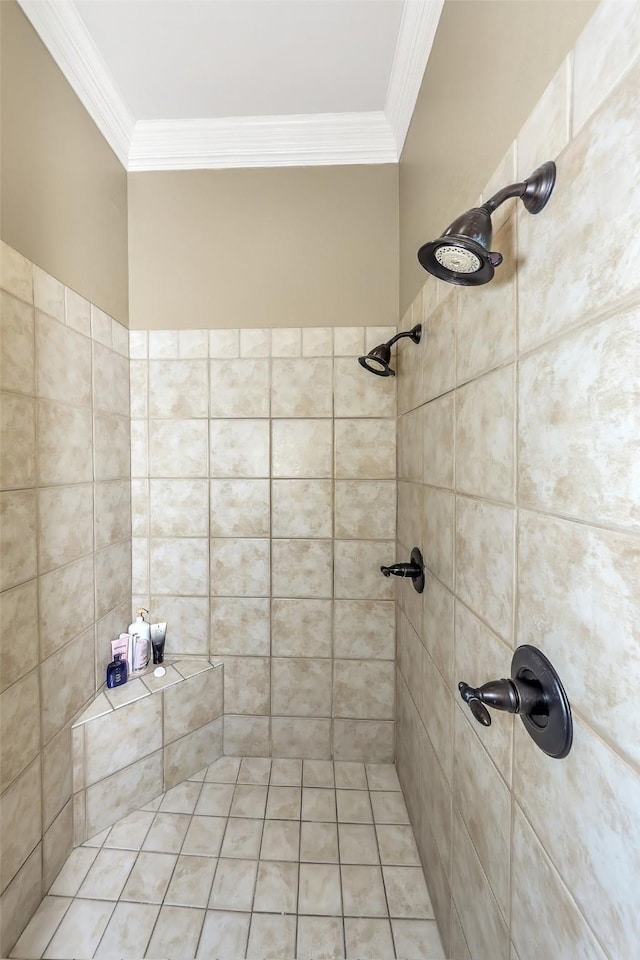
xmin=418 ymin=206 xmax=503 ymax=287
xmin=358 ymin=342 xmax=395 ymax=377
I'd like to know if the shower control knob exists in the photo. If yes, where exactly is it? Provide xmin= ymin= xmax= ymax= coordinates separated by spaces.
xmin=380 ymin=547 xmax=425 ymax=594
xmin=457 ymin=645 xmax=573 ymax=760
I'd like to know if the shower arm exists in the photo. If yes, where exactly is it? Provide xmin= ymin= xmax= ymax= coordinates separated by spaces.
xmin=385 ymin=328 xmax=422 ymax=349
xmin=481 ymin=182 xmax=527 ymax=215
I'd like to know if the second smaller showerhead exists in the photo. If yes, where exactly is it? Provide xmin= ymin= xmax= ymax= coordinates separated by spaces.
xmin=358 ymin=324 xmax=422 ymax=377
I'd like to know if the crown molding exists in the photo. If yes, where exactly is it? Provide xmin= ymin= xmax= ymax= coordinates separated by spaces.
xmin=17 ymin=0 xmax=135 ymax=168
xmin=385 ymin=0 xmax=444 ymax=156
xmin=128 ymin=112 xmax=398 ymax=171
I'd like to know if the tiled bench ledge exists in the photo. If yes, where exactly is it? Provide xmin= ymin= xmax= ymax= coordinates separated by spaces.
xmin=72 ymin=659 xmax=223 ymax=845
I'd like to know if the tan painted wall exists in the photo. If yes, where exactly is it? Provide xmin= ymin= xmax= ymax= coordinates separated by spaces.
xmin=0 ymin=2 xmax=129 ymax=324
xmin=399 ymin=0 xmax=597 ymax=315
xmin=127 ymin=165 xmax=398 ymax=329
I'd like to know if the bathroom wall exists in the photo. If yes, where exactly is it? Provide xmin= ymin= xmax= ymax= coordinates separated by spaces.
xmin=397 ymin=3 xmax=640 ymax=960
xmin=395 ymin=4 xmax=640 ymax=959
xmin=0 ymin=244 xmax=132 ymax=956
xmin=129 ymin=325 xmax=397 ymax=760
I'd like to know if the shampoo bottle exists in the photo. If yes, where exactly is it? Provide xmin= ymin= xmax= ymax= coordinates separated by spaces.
xmin=128 ymin=608 xmax=151 ymax=645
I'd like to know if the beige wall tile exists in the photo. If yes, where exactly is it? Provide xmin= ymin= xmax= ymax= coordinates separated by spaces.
xmin=38 ymin=484 xmax=93 ymax=575
xmin=452 ymin=815 xmax=509 ymax=960
xmin=95 ymin=413 xmax=130 ymax=481
xmin=518 ymin=61 xmax=640 ymax=350
xmin=42 ymin=725 xmax=73 ymax=831
xmin=211 ymin=597 xmax=270 ymax=656
xmin=399 ymin=611 xmax=424 ymax=718
xmin=334 ymin=540 xmax=395 ymax=600
xmin=271 ymin=599 xmax=332 ymax=658
xmin=334 ymin=660 xmax=394 ymax=720
xmin=95 ymin=480 xmax=131 ymax=549
xmin=0 ymin=759 xmax=41 ymax=894
xmin=302 ymin=327 xmax=333 ymax=357
xmin=333 ymin=720 xmax=394 ymax=762
xmin=131 ymin=479 xmax=149 ymax=536
xmin=164 ymin=718 xmax=222 ymax=789
xmin=148 ymin=360 xmax=208 ymax=418
xmin=112 ymin=320 xmax=129 ymax=358
xmin=273 ymin=479 xmax=333 ymax=538
xmin=39 ymin=558 xmax=95 ymax=659
xmin=397 ymin=482 xmax=423 ymax=551
xmin=95 ymin=539 xmax=131 ymax=618
xmin=399 ymin=408 xmax=424 ymax=483
xmin=129 ymin=330 xmax=148 ymax=359
xmin=42 ymin=801 xmax=73 ymax=893
xmin=85 ymin=751 xmax=163 ymax=837
xmin=511 ymin=807 xmax=606 ymax=960
xmin=450 ymin=906 xmax=472 ymax=960
xmin=455 ymin=496 xmax=514 ymax=643
xmin=517 ymin=57 xmax=571 ymax=180
xmin=272 ymin=328 xmax=301 ymax=357
xmin=84 ymin=695 xmax=161 ymax=786
xmin=422 ymin=296 xmax=456 ymax=404
xmin=0 ymin=671 xmax=40 ymax=790
xmin=66 ymin=289 xmax=91 ymax=336
xmin=514 ymin=716 xmax=640 ymax=960
xmin=422 ymin=574 xmax=454 ymax=687
xmin=271 ymin=718 xmax=331 ymax=759
xmin=518 ymin=510 xmax=640 ymax=768
xmin=423 ymin=393 xmax=454 ymax=488
xmin=453 ymin=710 xmax=511 ymax=920
xmin=210 ymin=359 xmax=269 ymax=417
xmin=456 ymin=365 xmax=515 ymax=503
xmin=422 ymin=487 xmax=455 ymax=590
xmin=178 ymin=329 xmax=208 ymax=359
xmin=0 ymin=293 xmax=35 ymax=396
xmin=272 ymin=539 xmax=332 ymax=599
xmin=37 ymin=400 xmax=93 ymax=486
xmin=519 ymin=309 xmax=640 ymax=530
xmin=240 ymin=328 xmax=271 ymax=358
xmin=398 ymin=298 xmax=423 ymax=416
xmin=271 ymin=358 xmax=333 ymax=417
xmin=573 ymin=0 xmax=640 ymax=134
xmin=223 ymin=715 xmax=270 ymax=757
xmin=0 ymin=393 xmax=36 ymax=489
xmin=40 ymin=628 xmax=94 ymax=743
xmin=131 ymin=537 xmax=149 ymax=594
xmin=334 ymin=357 xmax=396 ymax=418
xmin=334 ymin=599 xmax=395 ymax=660
xmin=335 ymin=480 xmax=396 ymax=540
xmin=456 ymin=218 xmax=516 ymax=386
xmin=211 ymin=538 xmax=270 ymax=597
xmin=209 ymin=419 xmax=270 ymax=478
xmin=0 ymin=242 xmax=33 ymax=302
xmin=0 ymin=581 xmax=39 ymax=693
xmin=335 ymin=419 xmax=396 ymax=479
xmin=1 ymin=490 xmax=37 ymax=590
xmin=209 ymin=329 xmax=239 ymax=358
xmin=164 ymin=667 xmax=223 ymax=743
xmin=210 ymin=479 xmax=270 ymax=537
xmin=481 ymin=141 xmax=517 ymax=231
xmin=220 ymin=656 xmax=270 ymax=715
xmin=271 ymin=419 xmax=333 ymax=478
xmin=149 ymin=479 xmax=208 ymax=537
xmin=421 ymin=730 xmax=453 ymax=883
xmin=36 ymin=315 xmax=91 ymax=407
xmin=92 ymin=343 xmax=130 ymax=417
xmin=0 ymin=846 xmax=42 ymax=960
xmin=148 ymin=330 xmax=179 ymax=359
xmin=91 ymin=306 xmax=113 ymax=348
xmin=149 ymin=537 xmax=208 ymax=596
xmin=149 ymin=420 xmax=208 ymax=477
xmin=422 ymin=654 xmax=454 ymax=785
xmin=272 ymin=658 xmax=332 ymax=717
xmin=147 ymin=595 xmax=208 ymax=658
xmin=129 ymin=360 xmax=148 ymax=417
xmin=454 ymin=603 xmax=513 ymax=784
xmin=334 ymin=327 xmax=365 ymax=356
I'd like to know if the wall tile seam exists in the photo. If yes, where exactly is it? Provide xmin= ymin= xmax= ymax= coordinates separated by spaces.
xmin=514 ymin=497 xmax=640 ymax=542
xmin=452 ymin=811 xmax=507 ymax=944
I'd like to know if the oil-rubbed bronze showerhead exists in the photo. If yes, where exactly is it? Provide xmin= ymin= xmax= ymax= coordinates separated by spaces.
xmin=358 ymin=324 xmax=422 ymax=377
xmin=418 ymin=161 xmax=556 ymax=287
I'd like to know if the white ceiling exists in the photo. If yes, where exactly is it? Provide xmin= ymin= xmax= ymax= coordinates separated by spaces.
xmin=18 ymin=0 xmax=444 ymax=171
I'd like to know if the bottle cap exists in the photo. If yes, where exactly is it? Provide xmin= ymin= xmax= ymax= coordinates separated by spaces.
xmin=153 ymin=666 xmax=166 ymax=678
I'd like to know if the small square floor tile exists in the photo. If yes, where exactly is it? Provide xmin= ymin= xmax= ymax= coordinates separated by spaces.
xmin=220 ymin=817 xmax=263 ymax=859
xmin=376 ymin=825 xmax=421 ymax=865
xmin=337 ymin=789 xmax=373 ymax=823
xmin=260 ymin=819 xmax=300 ymax=861
xmin=93 ymin=901 xmax=159 ymax=958
xmin=303 ymin=759 xmax=335 ymax=787
xmin=371 ymin=791 xmax=410 ymax=824
xmin=195 ymin=782 xmax=235 ymax=816
xmin=205 ymin=756 xmax=241 ymax=783
xmin=196 ymin=910 xmax=250 ymax=959
xmin=120 ymin=852 xmax=177 ymax=903
xmin=182 ymin=816 xmax=227 ymax=857
xmin=302 ymin=787 xmax=337 ymax=821
xmin=383 ymin=867 xmax=434 ymax=919
xmin=300 ymin=821 xmax=339 ymax=863
xmin=344 ymin=917 xmax=394 ymax=960
xmin=77 ymin=849 xmax=136 ymax=900
xmin=341 ymin=865 xmax=387 ymax=918
xmin=365 ymin=763 xmax=401 ymax=791
xmin=104 ymin=810 xmax=155 ymax=850
xmin=142 ymin=812 xmax=190 ymax=853
xmin=392 ymin=918 xmax=445 ymax=959
xmin=270 ymin=758 xmax=302 ymax=786
xmin=266 ymin=785 xmax=301 ymax=820
xmin=208 ymin=859 xmax=258 ymax=912
xmin=43 ymin=899 xmax=114 ymax=959
xmin=187 ymin=766 xmax=207 ymax=782
xmin=165 ymin=855 xmax=218 ymax=907
xmin=246 ymin=913 xmax=296 ymax=960
xmin=334 ymin=762 xmax=367 ymax=790
xmin=10 ymin=896 xmax=72 ymax=960
xmin=297 ymin=915 xmax=345 ymax=960
xmin=49 ymin=848 xmax=98 ymax=897
xmin=298 ymin=863 xmax=342 ymax=915
xmin=141 ymin=794 xmax=163 ymax=813
xmin=238 ymin=757 xmax=272 ymax=784
xmin=146 ymin=904 xmax=205 ymax=960
xmin=230 ymin=783 xmax=268 ymax=818
xmin=160 ymin=780 xmax=202 ymax=814
xmin=253 ymin=860 xmax=298 ymax=913
xmin=338 ymin=823 xmax=379 ymax=864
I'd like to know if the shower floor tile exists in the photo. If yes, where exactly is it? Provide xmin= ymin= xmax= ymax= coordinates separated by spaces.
xmin=11 ymin=759 xmax=445 ymax=960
